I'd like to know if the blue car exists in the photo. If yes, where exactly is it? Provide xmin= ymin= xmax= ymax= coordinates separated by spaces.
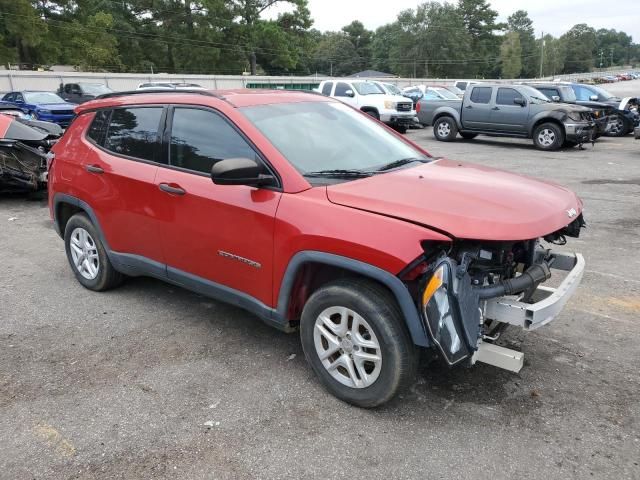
xmin=1 ymin=91 xmax=76 ymax=127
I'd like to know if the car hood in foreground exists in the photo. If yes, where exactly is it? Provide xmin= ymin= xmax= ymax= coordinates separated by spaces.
xmin=326 ymin=159 xmax=583 ymax=241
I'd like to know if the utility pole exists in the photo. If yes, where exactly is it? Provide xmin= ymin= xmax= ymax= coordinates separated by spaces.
xmin=413 ymin=59 xmax=417 ymax=79
xmin=599 ymin=50 xmax=604 ymax=69
xmin=539 ymin=31 xmax=544 ymax=78
xmin=610 ymin=47 xmax=614 ymax=68
xmin=330 ymin=61 xmax=333 ymax=77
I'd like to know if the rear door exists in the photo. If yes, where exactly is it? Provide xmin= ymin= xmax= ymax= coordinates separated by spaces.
xmin=73 ymin=106 xmax=166 ymax=263
xmin=461 ymin=86 xmax=494 ymax=130
xmin=489 ymin=87 xmax=529 ymax=133
xmin=154 ymin=106 xmax=281 ymax=306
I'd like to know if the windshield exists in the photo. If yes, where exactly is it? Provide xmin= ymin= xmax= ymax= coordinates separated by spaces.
xmin=520 ymin=86 xmax=550 ymax=104
xmin=432 ymin=87 xmax=459 ymax=100
xmin=23 ymin=92 xmax=66 ymax=104
xmin=353 ymin=82 xmax=384 ymax=95
xmin=587 ymin=85 xmax=615 ymax=100
xmin=79 ymin=83 xmax=112 ymax=95
xmin=447 ymin=86 xmax=464 ymax=96
xmin=241 ymin=101 xmax=429 ymax=177
xmin=383 ymin=83 xmax=402 ymax=95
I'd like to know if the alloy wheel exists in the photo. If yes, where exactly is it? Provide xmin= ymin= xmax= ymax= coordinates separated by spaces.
xmin=313 ymin=306 xmax=382 ymax=389
xmin=437 ymin=122 xmax=451 ymax=137
xmin=537 ymin=128 xmax=556 ymax=147
xmin=69 ymin=227 xmax=100 ymax=280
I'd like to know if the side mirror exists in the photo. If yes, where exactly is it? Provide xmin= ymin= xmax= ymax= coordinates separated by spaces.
xmin=513 ymin=97 xmax=526 ymax=107
xmin=344 ymin=89 xmax=355 ymax=98
xmin=589 ymin=95 xmax=599 ymax=101
xmin=551 ymin=95 xmax=561 ymax=102
xmin=211 ymin=158 xmax=276 ymax=187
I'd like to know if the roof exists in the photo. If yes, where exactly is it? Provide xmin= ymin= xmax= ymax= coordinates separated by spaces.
xmin=347 ymin=70 xmax=396 ymax=78
xmin=75 ymin=88 xmax=331 ymax=113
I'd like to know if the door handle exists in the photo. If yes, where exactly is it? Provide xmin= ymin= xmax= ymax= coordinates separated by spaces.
xmin=85 ymin=164 xmax=104 ymax=174
xmin=491 ymin=107 xmax=500 ymax=110
xmin=159 ymin=183 xmax=186 ymax=196
xmin=465 ymin=105 xmax=473 ymax=109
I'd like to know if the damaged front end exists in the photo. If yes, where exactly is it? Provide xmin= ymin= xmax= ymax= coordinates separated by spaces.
xmin=0 ymin=113 xmax=61 ymax=193
xmin=410 ymin=214 xmax=585 ymax=373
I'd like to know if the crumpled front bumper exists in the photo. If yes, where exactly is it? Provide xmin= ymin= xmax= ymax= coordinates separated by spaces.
xmin=564 ymin=122 xmax=595 ymax=144
xmin=481 ymin=251 xmax=585 ymax=330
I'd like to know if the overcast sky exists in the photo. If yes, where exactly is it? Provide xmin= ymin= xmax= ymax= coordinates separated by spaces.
xmin=266 ymin=0 xmax=639 ymax=41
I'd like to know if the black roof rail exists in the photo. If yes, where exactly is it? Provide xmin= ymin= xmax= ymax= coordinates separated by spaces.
xmin=95 ymin=89 xmax=223 ymax=100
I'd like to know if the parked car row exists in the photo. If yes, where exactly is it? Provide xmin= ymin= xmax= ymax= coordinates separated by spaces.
xmin=594 ymin=72 xmax=640 ymax=83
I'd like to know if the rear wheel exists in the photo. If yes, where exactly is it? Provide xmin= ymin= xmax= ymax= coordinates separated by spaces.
xmin=64 ymin=213 xmax=123 ymax=291
xmin=300 ymin=278 xmax=417 ymax=408
xmin=533 ymin=122 xmax=564 ymax=151
xmin=433 ymin=116 xmax=458 ymax=142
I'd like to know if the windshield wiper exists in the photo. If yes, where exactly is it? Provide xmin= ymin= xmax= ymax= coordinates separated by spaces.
xmin=374 ymin=157 xmax=429 ymax=172
xmin=304 ymin=169 xmax=372 ymax=178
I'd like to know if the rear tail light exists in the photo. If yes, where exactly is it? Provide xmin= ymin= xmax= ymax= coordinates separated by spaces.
xmin=416 ymin=102 xmax=421 ymax=113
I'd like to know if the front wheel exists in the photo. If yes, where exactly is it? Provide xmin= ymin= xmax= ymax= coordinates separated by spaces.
xmin=433 ymin=116 xmax=458 ymax=142
xmin=605 ymin=114 xmax=628 ymax=137
xmin=393 ymin=125 xmax=408 ymax=134
xmin=533 ymin=122 xmax=564 ymax=151
xmin=300 ymin=278 xmax=417 ymax=408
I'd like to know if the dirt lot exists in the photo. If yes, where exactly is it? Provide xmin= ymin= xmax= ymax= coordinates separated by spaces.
xmin=1 ymin=93 xmax=640 ymax=479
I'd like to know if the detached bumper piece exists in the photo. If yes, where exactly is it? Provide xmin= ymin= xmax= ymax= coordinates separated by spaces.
xmin=482 ymin=252 xmax=585 ymax=331
xmin=389 ymin=115 xmax=416 ymax=127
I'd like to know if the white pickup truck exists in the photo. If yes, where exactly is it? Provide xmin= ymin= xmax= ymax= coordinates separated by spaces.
xmin=317 ymin=80 xmax=415 ymax=133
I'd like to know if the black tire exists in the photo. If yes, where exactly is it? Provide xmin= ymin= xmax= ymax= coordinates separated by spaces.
xmin=363 ymin=109 xmax=379 ymax=120
xmin=605 ymin=113 xmax=629 ymax=137
xmin=532 ymin=122 xmax=564 ymax=151
xmin=460 ymin=132 xmax=477 ymax=140
xmin=394 ymin=125 xmax=408 ymax=134
xmin=433 ymin=116 xmax=458 ymax=142
xmin=64 ymin=213 xmax=123 ymax=291
xmin=300 ymin=278 xmax=418 ymax=408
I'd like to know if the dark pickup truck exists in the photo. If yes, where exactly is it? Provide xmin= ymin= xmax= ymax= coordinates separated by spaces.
xmin=58 ymin=82 xmax=113 ymax=104
xmin=417 ymin=84 xmax=595 ymax=150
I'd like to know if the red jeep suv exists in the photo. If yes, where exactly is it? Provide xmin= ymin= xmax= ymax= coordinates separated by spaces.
xmin=48 ymin=89 xmax=585 ymax=407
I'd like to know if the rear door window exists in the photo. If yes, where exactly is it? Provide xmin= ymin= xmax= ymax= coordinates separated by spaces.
xmin=104 ymin=107 xmax=163 ymax=162
xmin=470 ymin=87 xmax=492 ymax=104
xmin=168 ymin=107 xmax=258 ymax=174
xmin=321 ymin=82 xmax=333 ymax=96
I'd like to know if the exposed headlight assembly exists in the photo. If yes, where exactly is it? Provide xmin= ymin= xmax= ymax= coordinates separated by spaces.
xmin=384 ymin=100 xmax=395 ymax=109
xmin=421 ymin=258 xmax=481 ymax=365
xmin=567 ymin=111 xmax=582 ymax=122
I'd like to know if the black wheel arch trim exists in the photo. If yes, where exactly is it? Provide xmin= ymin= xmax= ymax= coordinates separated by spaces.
xmin=275 ymin=251 xmax=430 ymax=347
xmin=52 ymin=193 xmax=429 ymax=346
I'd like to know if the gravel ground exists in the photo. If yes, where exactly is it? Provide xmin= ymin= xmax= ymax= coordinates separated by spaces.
xmin=1 ymin=84 xmax=639 ymax=479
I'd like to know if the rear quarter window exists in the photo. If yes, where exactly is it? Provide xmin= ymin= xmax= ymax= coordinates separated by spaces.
xmin=86 ymin=110 xmax=110 ymax=145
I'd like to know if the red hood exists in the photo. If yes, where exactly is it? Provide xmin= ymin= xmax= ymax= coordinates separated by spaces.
xmin=326 ymin=159 xmax=583 ymax=241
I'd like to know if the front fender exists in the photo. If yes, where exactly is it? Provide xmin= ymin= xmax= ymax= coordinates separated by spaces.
xmin=528 ymin=111 xmax=567 ymax=136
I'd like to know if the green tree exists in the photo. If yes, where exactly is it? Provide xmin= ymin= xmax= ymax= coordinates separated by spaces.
xmin=457 ymin=0 xmax=504 ymax=77
xmin=0 ymin=0 xmax=47 ymax=66
xmin=595 ymin=28 xmax=633 ymax=68
xmin=539 ymin=34 xmax=565 ymax=77
xmin=507 ymin=10 xmax=537 ymax=77
xmin=342 ymin=21 xmax=372 ymax=69
xmin=64 ymin=12 xmax=122 ymax=70
xmin=499 ymin=31 xmax=521 ymax=78
xmin=560 ymin=24 xmax=596 ymax=73
xmin=311 ymin=32 xmax=359 ymax=76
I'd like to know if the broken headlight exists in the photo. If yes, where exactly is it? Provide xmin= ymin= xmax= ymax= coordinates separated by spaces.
xmin=421 ymin=259 xmax=478 ymax=365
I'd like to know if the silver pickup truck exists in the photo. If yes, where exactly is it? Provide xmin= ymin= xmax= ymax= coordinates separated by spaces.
xmin=417 ymin=84 xmax=595 ymax=150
